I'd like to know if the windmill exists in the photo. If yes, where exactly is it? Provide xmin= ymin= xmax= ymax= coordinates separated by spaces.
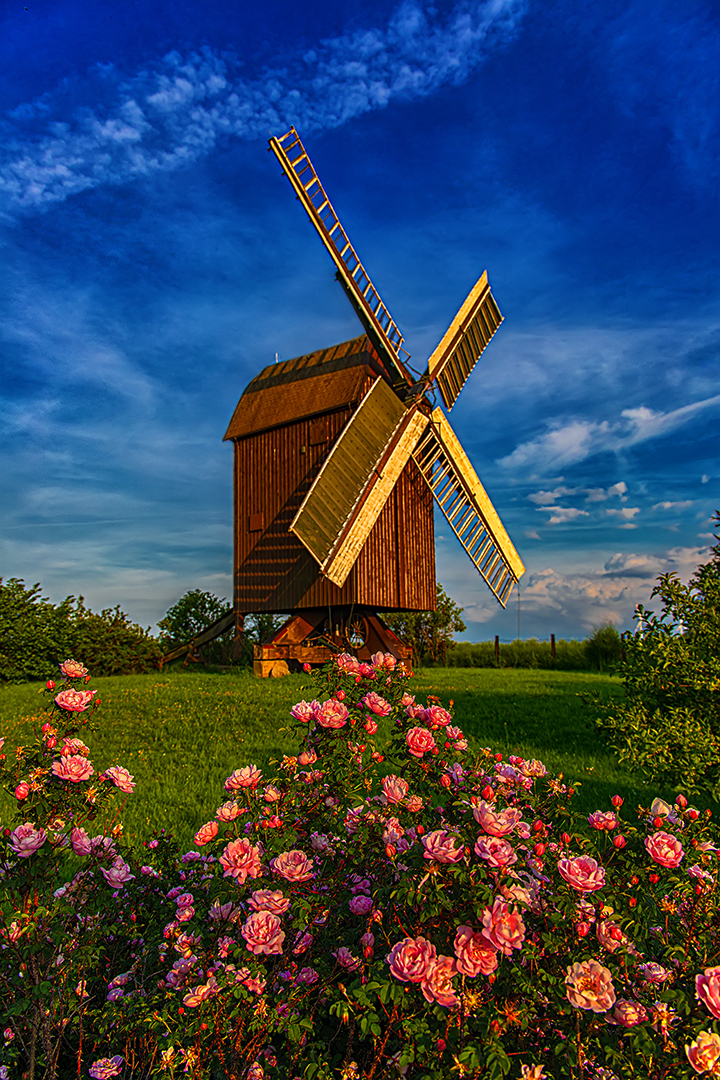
xmin=221 ymin=127 xmax=525 ymax=676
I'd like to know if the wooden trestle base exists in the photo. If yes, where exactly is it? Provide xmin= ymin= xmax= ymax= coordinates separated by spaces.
xmin=251 ymin=607 xmax=412 ymax=678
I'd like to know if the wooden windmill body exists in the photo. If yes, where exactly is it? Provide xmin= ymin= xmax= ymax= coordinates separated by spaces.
xmin=224 ymin=129 xmax=525 ymax=675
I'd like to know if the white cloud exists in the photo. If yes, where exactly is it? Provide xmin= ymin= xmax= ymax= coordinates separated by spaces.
xmin=536 ymin=506 xmax=589 ymax=525
xmin=653 ymin=500 xmax=693 ymax=511
xmin=0 ymin=0 xmax=526 ymax=213
xmin=527 ymin=485 xmax=578 ymax=505
xmin=524 ymin=529 xmax=541 ymax=540
xmin=606 ymin=507 xmax=639 ymax=520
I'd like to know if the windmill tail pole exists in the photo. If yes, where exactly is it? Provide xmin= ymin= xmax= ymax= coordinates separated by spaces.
xmin=160 ymin=610 xmax=236 ymax=666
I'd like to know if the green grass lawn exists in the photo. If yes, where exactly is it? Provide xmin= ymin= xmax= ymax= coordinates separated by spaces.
xmin=0 ymin=666 xmax=673 ymax=847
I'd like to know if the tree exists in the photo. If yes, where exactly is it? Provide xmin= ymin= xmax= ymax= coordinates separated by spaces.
xmin=382 ymin=583 xmax=467 ymax=667
xmin=594 ymin=514 xmax=720 ymax=798
xmin=584 ymin=622 xmax=623 ymax=671
xmin=158 ymin=591 xmax=287 ymax=666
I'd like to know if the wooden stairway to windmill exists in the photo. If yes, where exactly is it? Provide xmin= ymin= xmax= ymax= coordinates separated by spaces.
xmin=222 ymin=127 xmax=525 ymax=676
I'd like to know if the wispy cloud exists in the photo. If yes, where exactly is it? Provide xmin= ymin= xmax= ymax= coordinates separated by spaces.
xmin=0 ymin=0 xmax=525 ymax=214
xmin=536 ymin=506 xmax=589 ymax=525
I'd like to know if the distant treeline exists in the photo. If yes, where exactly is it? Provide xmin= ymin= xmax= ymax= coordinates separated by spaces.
xmin=447 ymin=626 xmax=622 ymax=672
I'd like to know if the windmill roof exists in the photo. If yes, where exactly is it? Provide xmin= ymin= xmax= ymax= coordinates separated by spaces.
xmin=223 ymin=336 xmax=385 ymax=440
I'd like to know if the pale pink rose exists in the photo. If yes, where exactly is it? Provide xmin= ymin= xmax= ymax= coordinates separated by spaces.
xmin=697 ymin=967 xmax=720 ymax=1019
xmin=315 ymin=699 xmax=349 ymax=729
xmin=88 ymin=1056 xmax=124 ymax=1079
xmin=558 ymin=854 xmax=606 ymax=893
xmin=241 ymin=910 xmax=285 ymax=956
xmin=382 ymin=817 xmax=404 ymax=845
xmin=481 ymin=899 xmax=526 ymax=955
xmin=298 ymin=750 xmax=318 ymax=766
xmin=406 ymin=795 xmax=424 ymax=812
xmin=364 ymin=718 xmax=378 ymax=735
xmin=421 ymin=955 xmax=458 ymax=1008
xmin=406 ymin=726 xmax=436 ymax=757
xmin=216 ymin=800 xmax=244 ymax=822
xmin=106 ymin=987 xmax=124 ymax=1002
xmin=248 ymin=889 xmax=290 ymax=915
xmin=52 ymin=754 xmax=94 ymax=783
xmin=183 ymin=976 xmax=219 ymax=1007
xmin=54 ymin=688 xmax=96 ymax=712
xmin=209 ymin=900 xmax=241 ymax=922
xmin=423 ymin=705 xmax=452 ymax=729
xmin=363 ymin=691 xmax=392 ymax=716
xmin=453 ymin=925 xmax=498 ymax=977
xmin=610 ymin=999 xmax=648 ymax=1027
xmin=291 ymin=700 xmax=318 ymax=723
xmin=565 ymin=959 xmax=616 ymax=1012
xmin=297 ymin=966 xmax=319 ymax=984
xmin=520 ymin=1068 xmax=547 ymax=1080
xmin=334 ymin=946 xmax=361 ymax=971
xmin=10 ymin=822 xmax=47 ymax=858
xmin=101 ymin=857 xmax=135 ymax=888
xmin=176 ymin=905 xmax=194 ymax=922
xmin=293 ymin=930 xmax=313 ymax=954
xmin=219 ymin=838 xmax=263 ymax=883
xmin=422 ymin=829 xmax=465 ymax=864
xmin=401 ymin=693 xmax=415 ymax=707
xmin=645 ymin=830 xmax=684 ymax=869
xmin=71 ymin=826 xmax=92 ymax=856
xmin=405 ymin=703 xmax=426 ymax=719
xmin=588 ymin=811 xmax=618 ymax=831
xmin=471 ymin=799 xmax=522 ymax=837
xmin=194 ymin=821 xmax=219 ymax=846
xmin=382 ymin=775 xmax=409 ymax=804
xmin=387 ymin=937 xmax=437 ymax=983
xmin=263 ymin=784 xmax=282 ymax=802
xmin=686 ymin=1031 xmax=720 ymax=1075
xmin=638 ymin=962 xmax=672 ymax=984
xmin=59 ymin=658 xmax=88 ymax=678
xmin=61 ymin=737 xmax=90 ymax=756
xmin=103 ymin=765 xmax=135 ymax=793
xmin=349 ymin=894 xmax=373 ymax=915
xmin=247 ymin=1064 xmax=265 ymax=1080
xmin=272 ymin=849 xmax=314 ymax=882
xmin=596 ymin=918 xmax=637 ymax=955
xmin=225 ymin=765 xmax=262 ymax=791
xmin=516 ymin=822 xmax=532 ymax=839
xmin=336 ymin=653 xmax=361 ymax=673
xmin=175 ymin=892 xmax=194 ymax=909
xmin=474 ymin=835 xmax=518 ymax=868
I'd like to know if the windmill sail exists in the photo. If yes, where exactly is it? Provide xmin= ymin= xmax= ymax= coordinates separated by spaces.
xmin=413 ymin=409 xmax=525 ymax=605
xmin=269 ymin=128 xmax=411 ymax=390
xmin=426 ymin=272 xmax=503 ymax=410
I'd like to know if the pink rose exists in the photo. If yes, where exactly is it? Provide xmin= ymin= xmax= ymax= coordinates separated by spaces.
xmin=697 ymin=966 xmax=720 ymax=1019
xmin=59 ymin=659 xmax=89 ymax=678
xmin=349 ymin=894 xmax=373 ymax=916
xmin=364 ymin=718 xmax=378 ymax=735
xmin=54 ymin=688 xmax=96 ymax=712
xmin=104 ymin=765 xmax=135 ymax=793
xmin=336 ymin=653 xmax=361 ymax=673
xmin=471 ymin=799 xmax=522 ymax=836
xmin=454 ymin=925 xmax=498 ymax=977
xmin=10 ymin=822 xmax=47 ymax=858
xmin=406 ymin=727 xmax=436 ymax=758
xmin=421 ymin=955 xmax=458 ymax=1008
xmin=558 ymin=854 xmax=606 ymax=893
xmin=248 ymin=889 xmax=291 ymax=915
xmin=387 ymin=937 xmax=437 ymax=983
xmin=588 ymin=811 xmax=618 ymax=831
xmin=382 ymin=775 xmax=409 ymax=804
xmin=61 ymin=737 xmax=89 ymax=756
xmin=241 ymin=911 xmax=285 ymax=956
xmin=315 ymin=699 xmax=349 ymax=729
xmin=422 ymin=829 xmax=465 ymax=864
xmin=14 ymin=782 xmax=30 ymax=800
xmin=71 ymin=826 xmax=92 ymax=856
xmin=298 ymin=750 xmax=318 ymax=766
xmin=88 ymin=1057 xmax=124 ymax=1079
xmin=52 ymin=755 xmax=94 ymax=783
xmin=334 ymin=946 xmax=361 ymax=971
xmin=638 ymin=962 xmax=672 ymax=984
xmin=565 ymin=959 xmax=616 ymax=1012
xmin=610 ymin=999 xmax=648 ymax=1027
xmin=401 ymin=693 xmax=415 ymax=707
xmin=474 ymin=835 xmax=518 ymax=868
xmin=225 ymin=765 xmax=262 ymax=791
xmin=291 ymin=700 xmax=318 ymax=723
xmin=216 ymin=800 xmax=243 ymax=821
xmin=263 ymin=784 xmax=282 ymax=802
xmin=422 ymin=705 xmax=452 ymax=729
xmin=272 ymin=849 xmax=314 ymax=882
xmin=219 ymin=838 xmax=263 ymax=883
xmin=194 ymin=821 xmax=219 ymax=846
xmin=596 ymin=918 xmax=636 ymax=955
xmin=481 ymin=899 xmax=526 ymax=956
xmin=293 ymin=930 xmax=313 ymax=954
xmin=363 ymin=692 xmax=392 ymax=716
xmin=101 ymin=857 xmax=135 ymax=888
xmin=645 ymin=830 xmax=684 ymax=869
xmin=686 ymin=1031 xmax=720 ymax=1075
xmin=183 ymin=977 xmax=219 ymax=1007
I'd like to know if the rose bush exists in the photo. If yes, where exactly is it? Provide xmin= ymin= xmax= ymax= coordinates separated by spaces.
xmin=3 ymin=652 xmax=720 ymax=1079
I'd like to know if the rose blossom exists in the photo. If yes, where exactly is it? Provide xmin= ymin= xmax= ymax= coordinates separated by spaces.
xmin=423 ymin=705 xmax=452 ymax=729
xmin=15 ymin=781 xmax=30 ymax=800
xmin=315 ymin=699 xmax=349 ymax=729
xmin=387 ymin=937 xmax=437 ymax=983
xmin=103 ymin=765 xmax=135 ymax=793
xmin=422 ymin=829 xmax=465 ymax=864
xmin=381 ymin=775 xmax=409 ymax=804
xmin=248 ymin=889 xmax=290 ymax=915
xmin=349 ymin=894 xmax=373 ymax=916
xmin=225 ymin=765 xmax=262 ymax=791
xmin=565 ymin=959 xmax=616 ymax=1012
xmin=471 ymin=799 xmax=522 ymax=836
xmin=10 ymin=823 xmax=47 ymax=858
xmin=61 ymin=737 xmax=89 ymax=756
xmin=54 ymin=688 xmax=96 ymax=712
xmin=638 ymin=962 xmax=672 ymax=984
xmin=686 ymin=1031 xmax=720 ymax=1075
xmin=645 ymin=830 xmax=684 ymax=869
xmin=696 ymin=967 xmax=720 ymax=1020
xmin=481 ymin=899 xmax=526 ymax=956
xmin=241 ymin=911 xmax=285 ymax=956
xmin=88 ymin=1057 xmax=124 ymax=1079
xmin=52 ymin=755 xmax=94 ymax=783
xmin=298 ymin=750 xmax=318 ymax=766
xmin=474 ymin=835 xmax=518 ymax=868
xmin=610 ymin=999 xmax=648 ymax=1027
xmin=454 ymin=925 xmax=498 ymax=977
xmin=421 ymin=955 xmax=458 ymax=1008
xmin=272 ymin=849 xmax=314 ymax=882
xmin=183 ymin=976 xmax=219 ymax=1007
xmin=293 ymin=930 xmax=313 ymax=954
xmin=406 ymin=727 xmax=436 ymax=758
xmin=290 ymin=700 xmax=318 ymax=723
xmin=406 ymin=795 xmax=424 ymax=812
xmin=587 ymin=811 xmax=618 ymax=831
xmin=195 ymin=821 xmax=219 ymax=846
xmin=216 ymin=800 xmax=244 ymax=822
xmin=263 ymin=784 xmax=282 ymax=802
xmin=101 ymin=857 xmax=135 ymax=888
xmin=219 ymin=838 xmax=263 ymax=883
xmin=363 ymin=691 xmax=392 ymax=716
xmin=558 ymin=854 xmax=606 ymax=893
xmin=334 ymin=946 xmax=361 ymax=971
xmin=209 ymin=900 xmax=241 ymax=922
xmin=70 ymin=826 xmax=92 ymax=856
xmin=59 ymin=659 xmax=89 ymax=678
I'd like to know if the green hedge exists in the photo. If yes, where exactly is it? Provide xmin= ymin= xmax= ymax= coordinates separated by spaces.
xmin=447 ymin=637 xmax=591 ymax=670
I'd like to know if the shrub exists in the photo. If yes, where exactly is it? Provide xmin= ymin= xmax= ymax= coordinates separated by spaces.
xmin=584 ymin=624 xmax=623 ymax=672
xmin=447 ymin=638 xmax=588 ymax=671
xmin=3 ymin=654 xmax=720 ymax=1078
xmin=594 ymin=518 xmax=720 ymax=799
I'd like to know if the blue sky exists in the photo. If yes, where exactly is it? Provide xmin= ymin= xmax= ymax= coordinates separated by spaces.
xmin=1 ymin=0 xmax=718 ymax=642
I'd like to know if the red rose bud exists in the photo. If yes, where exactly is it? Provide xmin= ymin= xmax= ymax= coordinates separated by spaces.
xmin=696 ymin=884 xmax=704 ymax=896
xmin=15 ymin=782 xmax=30 ymax=800
xmin=611 ymin=795 xmax=623 ymax=808
xmin=385 ymin=844 xmax=396 ymax=858
xmin=568 ymin=788 xmax=575 ymax=795
xmin=84 ymin=674 xmax=91 ymax=683
xmin=336 ymin=690 xmax=345 ymax=701
xmin=431 ymin=747 xmax=439 ymax=755
xmin=437 ymin=1039 xmax=446 ymax=1053
xmin=303 ymin=663 xmax=311 ymax=673
xmin=649 ymin=873 xmax=659 ymax=884
xmin=534 ymin=843 xmax=546 ymax=857
xmin=46 ymin=736 xmax=56 ymax=749
xmin=532 ymin=820 xmax=544 ymax=834
xmin=613 ymin=835 xmax=626 ymax=849
xmin=628 ymin=897 xmax=637 ymax=908
xmin=653 ymin=816 xmax=664 ymax=828
xmin=46 ymin=680 xmax=55 ymax=690
xmin=490 ymin=1020 xmax=501 ymax=1034
xmin=440 ymin=775 xmax=452 ymax=788
xmin=561 ymin=832 xmax=571 ymax=846
xmin=687 ymin=808 xmax=700 ymax=821
xmin=630 ymin=875 xmax=639 ymax=885
xmin=576 ymin=921 xmax=591 ymax=938
xmin=494 ymin=753 xmax=503 ymax=762
xmin=417 ymin=825 xmax=425 ymax=836
xmin=676 ymin=794 xmax=688 ymax=808
xmin=372 ymin=752 xmax=384 ymax=763
xmin=482 ymin=786 xmax=495 ymax=800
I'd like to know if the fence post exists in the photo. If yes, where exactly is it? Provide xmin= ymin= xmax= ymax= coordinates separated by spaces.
xmin=551 ymin=633 xmax=556 ymax=659
xmin=494 ymin=635 xmax=499 ymax=665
